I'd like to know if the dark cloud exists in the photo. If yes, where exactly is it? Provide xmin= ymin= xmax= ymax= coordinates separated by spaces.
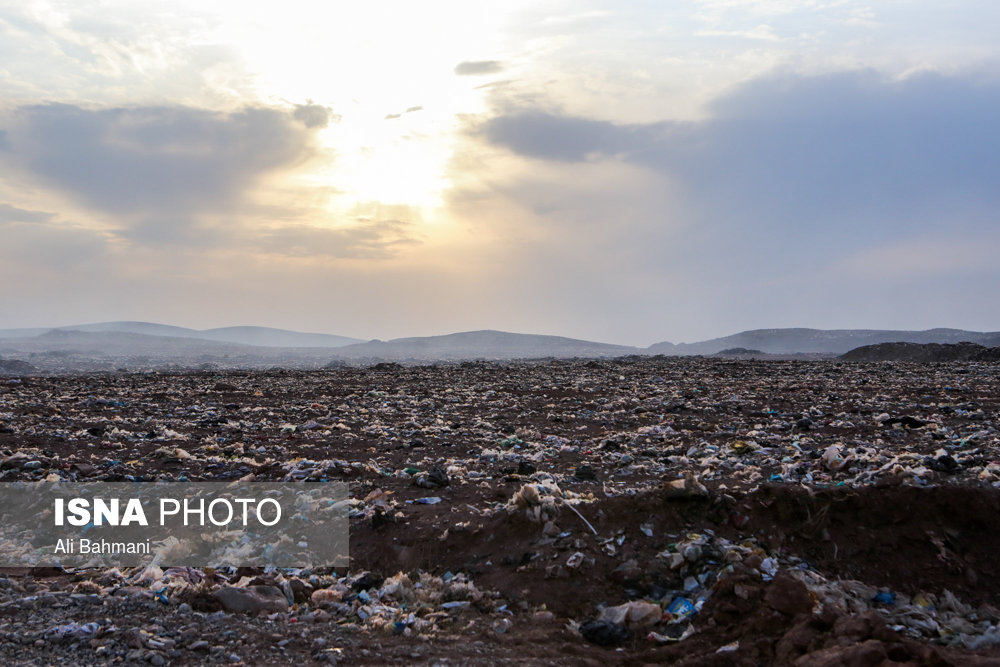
xmin=480 ymin=111 xmax=662 ymax=162
xmin=454 ymin=60 xmax=504 ymax=76
xmin=257 ymin=219 xmax=419 ymax=259
xmin=293 ymin=103 xmax=337 ymax=128
xmin=0 ymin=103 xmax=327 ymax=231
xmin=479 ymin=70 xmax=1000 ymax=249
xmin=0 ymin=202 xmax=55 ymax=223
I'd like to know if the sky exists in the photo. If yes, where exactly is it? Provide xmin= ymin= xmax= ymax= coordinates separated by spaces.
xmin=1 ymin=0 xmax=999 ymax=346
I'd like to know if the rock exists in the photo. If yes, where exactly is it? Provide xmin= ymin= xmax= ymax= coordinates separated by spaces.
xmin=213 ymin=586 xmax=289 ymax=614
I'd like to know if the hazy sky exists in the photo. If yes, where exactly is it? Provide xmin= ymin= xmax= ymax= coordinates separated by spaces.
xmin=1 ymin=1 xmax=998 ymax=345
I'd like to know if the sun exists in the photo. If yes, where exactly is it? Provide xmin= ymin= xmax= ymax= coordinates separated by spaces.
xmin=317 ymin=107 xmax=456 ymax=211
xmin=196 ymin=0 xmax=523 ymax=213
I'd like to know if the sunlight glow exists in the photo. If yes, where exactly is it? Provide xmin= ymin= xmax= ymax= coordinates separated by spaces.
xmin=193 ymin=0 xmax=527 ymax=214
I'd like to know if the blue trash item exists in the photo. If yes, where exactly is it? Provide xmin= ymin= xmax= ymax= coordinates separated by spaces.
xmin=666 ymin=596 xmax=696 ymax=619
xmin=873 ymin=591 xmax=895 ymax=605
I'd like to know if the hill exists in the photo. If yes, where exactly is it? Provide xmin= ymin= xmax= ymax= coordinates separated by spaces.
xmin=840 ymin=341 xmax=1000 ymax=362
xmin=648 ymin=328 xmax=1000 ymax=356
xmin=329 ymin=330 xmax=639 ymax=361
xmin=0 ymin=322 xmax=361 ymax=348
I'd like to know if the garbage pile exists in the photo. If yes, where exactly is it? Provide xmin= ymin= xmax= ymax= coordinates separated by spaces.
xmin=0 ymin=356 xmax=998 ymax=664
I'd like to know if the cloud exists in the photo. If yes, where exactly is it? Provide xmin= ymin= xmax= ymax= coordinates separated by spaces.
xmin=386 ymin=106 xmax=424 ymax=120
xmin=293 ymin=103 xmax=337 ymax=128
xmin=0 ymin=202 xmax=56 ymax=224
xmin=0 ymin=220 xmax=109 ymax=270
xmin=479 ymin=69 xmax=1000 ymax=245
xmin=461 ymin=68 xmax=1000 ymax=339
xmin=454 ymin=60 xmax=504 ymax=76
xmin=478 ymin=111 xmax=660 ymax=162
xmin=256 ymin=219 xmax=419 ymax=259
xmin=0 ymin=103 xmax=333 ymax=240
xmin=696 ymin=24 xmax=781 ymax=41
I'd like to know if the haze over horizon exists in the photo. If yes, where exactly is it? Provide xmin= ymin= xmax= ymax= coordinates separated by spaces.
xmin=1 ymin=1 xmax=999 ymax=347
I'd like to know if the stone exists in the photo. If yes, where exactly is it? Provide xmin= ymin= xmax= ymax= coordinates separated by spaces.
xmin=213 ymin=586 xmax=289 ymax=614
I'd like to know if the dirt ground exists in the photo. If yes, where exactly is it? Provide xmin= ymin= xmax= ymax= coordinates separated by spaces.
xmin=1 ymin=357 xmax=999 ymax=665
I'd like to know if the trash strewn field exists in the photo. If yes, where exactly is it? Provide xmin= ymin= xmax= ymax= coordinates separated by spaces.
xmin=1 ymin=357 xmax=999 ymax=665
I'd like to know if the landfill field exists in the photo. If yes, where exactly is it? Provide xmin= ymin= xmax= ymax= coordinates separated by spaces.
xmin=1 ymin=357 xmax=1000 ymax=665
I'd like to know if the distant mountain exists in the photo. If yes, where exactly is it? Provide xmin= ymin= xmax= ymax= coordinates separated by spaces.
xmin=329 ymin=330 xmax=639 ymax=361
xmin=20 ymin=330 xmax=265 ymax=355
xmin=3 ymin=322 xmax=1000 ymax=369
xmin=51 ymin=321 xmax=201 ymax=338
xmin=0 ymin=322 xmax=361 ymax=348
xmin=0 ymin=329 xmax=361 ymax=372
xmin=841 ymin=342 xmax=1000 ymax=362
xmin=195 ymin=326 xmax=359 ymax=348
xmin=647 ymin=328 xmax=1000 ymax=356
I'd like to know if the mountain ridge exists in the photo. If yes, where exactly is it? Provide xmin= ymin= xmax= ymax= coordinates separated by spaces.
xmin=647 ymin=327 xmax=1000 ymax=356
xmin=2 ymin=323 xmax=1000 ymax=370
xmin=0 ymin=321 xmax=362 ymax=348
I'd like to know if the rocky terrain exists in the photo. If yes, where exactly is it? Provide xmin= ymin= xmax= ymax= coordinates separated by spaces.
xmin=0 ymin=356 xmax=999 ymax=665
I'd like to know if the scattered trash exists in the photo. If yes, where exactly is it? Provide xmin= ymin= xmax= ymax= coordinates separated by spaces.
xmin=579 ymin=620 xmax=631 ymax=646
xmin=598 ymin=601 xmax=662 ymax=630
xmin=666 ymin=597 xmax=696 ymax=620
xmin=648 ymin=624 xmax=695 ymax=643
xmin=0 ymin=356 xmax=998 ymax=663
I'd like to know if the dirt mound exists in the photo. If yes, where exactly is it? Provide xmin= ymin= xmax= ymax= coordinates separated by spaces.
xmin=348 ymin=482 xmax=1000 ymax=664
xmin=841 ymin=341 xmax=1000 ymax=362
